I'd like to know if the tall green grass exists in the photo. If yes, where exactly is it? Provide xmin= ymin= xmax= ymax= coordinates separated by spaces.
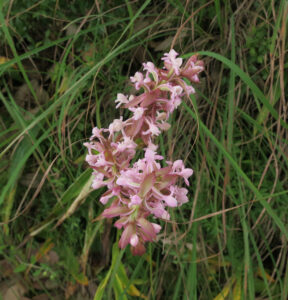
xmin=0 ymin=0 xmax=287 ymax=299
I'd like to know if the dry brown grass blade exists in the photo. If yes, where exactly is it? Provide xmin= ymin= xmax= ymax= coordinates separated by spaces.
xmin=54 ymin=175 xmax=93 ymax=228
xmin=165 ymin=199 xmax=259 ymax=226
xmin=171 ymin=0 xmax=214 ymax=50
xmin=0 ymin=155 xmax=58 ymax=226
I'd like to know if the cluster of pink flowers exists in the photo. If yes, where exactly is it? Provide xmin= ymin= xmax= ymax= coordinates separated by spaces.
xmin=84 ymin=50 xmax=204 ymax=255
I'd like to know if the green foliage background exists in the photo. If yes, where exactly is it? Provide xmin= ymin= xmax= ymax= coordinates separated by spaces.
xmin=0 ymin=0 xmax=287 ymax=299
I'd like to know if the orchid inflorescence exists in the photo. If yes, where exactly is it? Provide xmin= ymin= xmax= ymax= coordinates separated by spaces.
xmin=84 ymin=50 xmax=204 ymax=255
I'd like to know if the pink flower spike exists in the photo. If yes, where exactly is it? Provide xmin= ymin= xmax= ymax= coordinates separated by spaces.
xmin=90 ymin=152 xmax=110 ymax=168
xmin=99 ymin=187 xmax=119 ymax=205
xmin=171 ymin=85 xmax=183 ymax=96
xmin=181 ymin=55 xmax=204 ymax=82
xmin=145 ymin=148 xmax=163 ymax=162
xmin=100 ymin=193 xmax=112 ymax=205
xmin=183 ymin=82 xmax=195 ymax=95
xmin=84 ymin=50 xmax=203 ymax=255
xmin=143 ymin=148 xmax=163 ymax=174
xmin=172 ymin=160 xmax=184 ymax=170
xmin=139 ymin=173 xmax=155 ymax=198
xmin=147 ymin=201 xmax=166 ymax=218
xmin=157 ymin=121 xmax=171 ymax=131
xmin=182 ymin=168 xmax=193 ymax=179
xmin=85 ymin=154 xmax=98 ymax=166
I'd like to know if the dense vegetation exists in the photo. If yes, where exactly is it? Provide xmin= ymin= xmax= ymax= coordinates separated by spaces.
xmin=0 ymin=0 xmax=287 ymax=299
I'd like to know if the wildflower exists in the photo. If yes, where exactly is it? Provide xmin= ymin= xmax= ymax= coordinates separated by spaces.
xmin=143 ymin=118 xmax=161 ymax=136
xmin=129 ymin=107 xmax=145 ymax=120
xmin=162 ymin=49 xmax=183 ymax=75
xmin=130 ymin=72 xmax=144 ymax=90
xmin=143 ymin=62 xmax=159 ymax=83
xmin=84 ymin=49 xmax=204 ymax=255
xmin=181 ymin=55 xmax=204 ymax=83
xmin=115 ymin=93 xmax=129 ymax=108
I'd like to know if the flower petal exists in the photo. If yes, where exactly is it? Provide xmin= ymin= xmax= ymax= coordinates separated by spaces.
xmin=119 ymin=223 xmax=134 ymax=249
xmin=137 ymin=218 xmax=156 ymax=241
xmin=130 ymin=233 xmax=139 ymax=247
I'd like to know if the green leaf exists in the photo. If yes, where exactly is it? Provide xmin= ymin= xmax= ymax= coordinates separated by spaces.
xmin=14 ymin=264 xmax=27 ymax=273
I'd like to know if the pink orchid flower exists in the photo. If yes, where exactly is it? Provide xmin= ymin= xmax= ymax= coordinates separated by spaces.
xmin=84 ymin=49 xmax=203 ymax=255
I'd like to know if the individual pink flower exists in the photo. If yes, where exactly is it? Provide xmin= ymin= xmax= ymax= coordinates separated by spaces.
xmin=129 ymin=107 xmax=145 ymax=120
xmin=130 ymin=72 xmax=144 ymax=90
xmin=115 ymin=93 xmax=129 ymax=108
xmin=112 ymin=136 xmax=137 ymax=154
xmin=143 ymin=62 xmax=159 ymax=84
xmin=142 ymin=118 xmax=161 ymax=136
xmin=91 ymin=172 xmax=105 ymax=189
xmin=162 ymin=49 xmax=183 ymax=75
xmin=172 ymin=160 xmax=193 ymax=185
xmin=181 ymin=55 xmax=204 ymax=83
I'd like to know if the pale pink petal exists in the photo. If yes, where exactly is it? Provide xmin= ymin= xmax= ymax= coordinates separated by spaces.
xmin=91 ymin=173 xmax=105 ymax=189
xmin=130 ymin=234 xmax=139 ymax=247
xmin=100 ymin=191 xmax=113 ymax=204
xmin=164 ymin=195 xmax=178 ymax=207
xmin=173 ymin=160 xmax=184 ymax=171
xmin=131 ymin=242 xmax=146 ymax=256
xmin=119 ymin=224 xmax=134 ymax=249
xmin=161 ymin=210 xmax=170 ymax=220
xmin=130 ymin=72 xmax=144 ymax=90
xmin=151 ymin=223 xmax=161 ymax=234
xmin=115 ymin=93 xmax=129 ymax=108
xmin=132 ymin=107 xmax=144 ymax=120
xmin=137 ymin=218 xmax=156 ymax=241
xmin=175 ymin=187 xmax=189 ymax=205
xmin=162 ymin=49 xmax=183 ymax=75
xmin=143 ymin=62 xmax=158 ymax=83
xmin=114 ymin=217 xmax=129 ymax=229
xmin=90 ymin=127 xmax=103 ymax=140
xmin=130 ymin=195 xmax=142 ymax=205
